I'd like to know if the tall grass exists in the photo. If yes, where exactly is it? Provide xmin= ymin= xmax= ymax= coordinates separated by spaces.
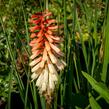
xmin=0 ymin=0 xmax=109 ymax=109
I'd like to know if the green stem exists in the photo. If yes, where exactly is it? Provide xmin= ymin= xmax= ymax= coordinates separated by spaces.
xmin=46 ymin=0 xmax=48 ymax=10
xmin=46 ymin=103 xmax=51 ymax=109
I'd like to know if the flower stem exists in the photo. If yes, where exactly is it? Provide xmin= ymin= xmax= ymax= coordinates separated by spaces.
xmin=46 ymin=0 xmax=48 ymax=10
xmin=46 ymin=102 xmax=51 ymax=109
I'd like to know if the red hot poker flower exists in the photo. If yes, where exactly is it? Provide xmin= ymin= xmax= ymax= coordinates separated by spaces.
xmin=29 ymin=10 xmax=66 ymax=101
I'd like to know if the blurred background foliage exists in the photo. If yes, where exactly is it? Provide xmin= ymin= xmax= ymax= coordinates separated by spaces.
xmin=0 ymin=0 xmax=109 ymax=109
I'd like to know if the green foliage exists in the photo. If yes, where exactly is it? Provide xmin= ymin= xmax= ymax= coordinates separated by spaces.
xmin=82 ymin=71 xmax=109 ymax=104
xmin=89 ymin=93 xmax=101 ymax=109
xmin=0 ymin=76 xmax=9 ymax=102
xmin=0 ymin=0 xmax=109 ymax=109
xmin=101 ymin=4 xmax=109 ymax=82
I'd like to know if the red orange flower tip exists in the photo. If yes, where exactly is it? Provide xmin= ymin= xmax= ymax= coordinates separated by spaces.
xmin=30 ymin=33 xmax=37 ymax=38
xmin=29 ymin=26 xmax=40 ymax=32
xmin=45 ymin=19 xmax=56 ymax=24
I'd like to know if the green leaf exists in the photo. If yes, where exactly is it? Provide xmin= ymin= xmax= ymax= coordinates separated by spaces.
xmin=89 ymin=93 xmax=101 ymax=109
xmin=101 ymin=6 xmax=109 ymax=82
xmin=82 ymin=71 xmax=109 ymax=103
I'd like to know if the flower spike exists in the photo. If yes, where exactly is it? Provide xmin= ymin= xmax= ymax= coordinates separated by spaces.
xmin=29 ymin=10 xmax=66 ymax=103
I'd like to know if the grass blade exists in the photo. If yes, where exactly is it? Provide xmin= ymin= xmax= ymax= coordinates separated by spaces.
xmin=82 ymin=71 xmax=109 ymax=103
xmin=101 ymin=5 xmax=109 ymax=82
xmin=89 ymin=93 xmax=101 ymax=109
xmin=7 ymin=69 xmax=13 ymax=109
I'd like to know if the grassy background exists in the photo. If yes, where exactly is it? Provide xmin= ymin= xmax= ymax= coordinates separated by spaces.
xmin=0 ymin=0 xmax=109 ymax=109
